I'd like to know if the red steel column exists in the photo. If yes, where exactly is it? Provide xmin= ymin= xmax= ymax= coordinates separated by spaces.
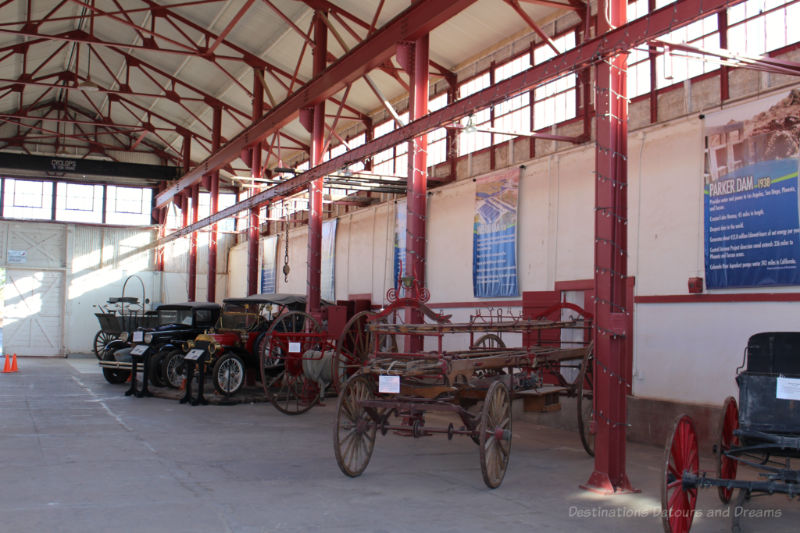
xmin=306 ymin=11 xmax=327 ymax=317
xmin=405 ymin=33 xmax=429 ymax=351
xmin=208 ymin=106 xmax=222 ymax=302
xmin=583 ymin=0 xmax=635 ymax=494
xmin=248 ymin=68 xmax=265 ymax=296
xmin=188 ymin=184 xmax=199 ymax=301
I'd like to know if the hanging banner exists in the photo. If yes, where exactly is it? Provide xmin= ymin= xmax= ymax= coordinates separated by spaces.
xmin=704 ymin=89 xmax=800 ymax=289
xmin=260 ymin=235 xmax=278 ymax=294
xmin=322 ymin=219 xmax=337 ymax=302
xmin=393 ymin=199 xmax=407 ymax=288
xmin=473 ymin=168 xmax=520 ymax=297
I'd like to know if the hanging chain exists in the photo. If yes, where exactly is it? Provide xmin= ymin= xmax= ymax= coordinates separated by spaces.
xmin=282 ymin=200 xmax=291 ymax=282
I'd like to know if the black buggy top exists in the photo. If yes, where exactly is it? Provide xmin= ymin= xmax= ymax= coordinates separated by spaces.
xmin=154 ymin=301 xmax=222 ymax=329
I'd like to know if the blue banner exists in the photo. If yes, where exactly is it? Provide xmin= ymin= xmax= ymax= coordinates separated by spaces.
xmin=704 ymin=160 xmax=800 ymax=288
xmin=393 ymin=199 xmax=406 ymax=288
xmin=704 ymin=90 xmax=800 ymax=289
xmin=473 ymin=169 xmax=520 ymax=297
xmin=260 ymin=235 xmax=277 ymax=294
xmin=322 ymin=219 xmax=337 ymax=302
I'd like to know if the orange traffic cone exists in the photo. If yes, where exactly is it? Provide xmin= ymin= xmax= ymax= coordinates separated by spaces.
xmin=10 ymin=353 xmax=18 ymax=373
xmin=2 ymin=354 xmax=9 ymax=373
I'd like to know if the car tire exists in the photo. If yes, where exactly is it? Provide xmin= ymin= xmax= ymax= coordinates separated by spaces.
xmin=212 ymin=352 xmax=246 ymax=397
xmin=102 ymin=348 xmax=131 ymax=385
xmin=164 ymin=350 xmax=186 ymax=389
xmin=149 ymin=350 xmax=168 ymax=387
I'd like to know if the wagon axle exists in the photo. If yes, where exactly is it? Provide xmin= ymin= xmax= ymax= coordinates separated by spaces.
xmin=680 ymin=471 xmax=800 ymax=498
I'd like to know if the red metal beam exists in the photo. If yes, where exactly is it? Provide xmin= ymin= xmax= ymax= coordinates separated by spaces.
xmin=155 ymin=0 xmax=478 ymax=207
xmin=307 ymin=10 xmax=327 ymax=317
xmin=148 ymin=0 xmax=740 ymax=245
xmin=206 ymin=0 xmax=256 ymax=56
xmin=248 ymin=68 xmax=265 ymax=296
xmin=188 ymin=184 xmax=199 ymax=301
xmin=208 ymin=106 xmax=222 ymax=302
xmin=582 ymin=0 xmax=635 ymax=495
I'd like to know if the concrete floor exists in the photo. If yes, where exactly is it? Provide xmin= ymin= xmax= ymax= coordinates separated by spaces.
xmin=1 ymin=356 xmax=797 ymax=533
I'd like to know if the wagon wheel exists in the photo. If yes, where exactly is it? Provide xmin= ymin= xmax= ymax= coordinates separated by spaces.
xmin=332 ymin=311 xmax=397 ymax=393
xmin=333 ymin=375 xmax=377 ymax=477
xmin=479 ymin=380 xmax=512 ymax=489
xmin=716 ymin=396 xmax=739 ymax=504
xmin=332 ymin=311 xmax=374 ymax=393
xmin=259 ymin=311 xmax=317 ymax=376
xmin=262 ymin=311 xmax=321 ymax=415
xmin=661 ymin=414 xmax=699 ymax=533
xmin=94 ymin=330 xmax=117 ymax=359
xmin=576 ymin=348 xmax=594 ymax=457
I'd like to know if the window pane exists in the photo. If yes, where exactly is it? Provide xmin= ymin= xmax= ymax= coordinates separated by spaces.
xmin=3 ymin=179 xmax=53 ymax=220
xmin=56 ymin=182 xmax=103 ymax=223
xmin=106 ymin=186 xmax=152 ymax=225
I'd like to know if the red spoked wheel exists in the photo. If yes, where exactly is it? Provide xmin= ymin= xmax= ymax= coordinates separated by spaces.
xmin=332 ymin=311 xmax=374 ymax=394
xmin=662 ymin=414 xmax=700 ymax=533
xmin=716 ymin=396 xmax=739 ymax=503
xmin=262 ymin=311 xmax=321 ymax=415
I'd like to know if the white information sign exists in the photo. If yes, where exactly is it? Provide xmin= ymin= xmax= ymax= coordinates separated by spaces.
xmin=289 ymin=342 xmax=302 ymax=353
xmin=130 ymin=344 xmax=148 ymax=356
xmin=776 ymin=377 xmax=800 ymax=401
xmin=185 ymin=348 xmax=206 ymax=361
xmin=7 ymin=250 xmax=26 ymax=264
xmin=378 ymin=375 xmax=400 ymax=394
xmin=132 ymin=331 xmax=144 ymax=343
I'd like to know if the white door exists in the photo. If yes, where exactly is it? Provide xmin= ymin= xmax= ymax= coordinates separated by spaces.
xmin=3 ymin=269 xmax=65 ymax=356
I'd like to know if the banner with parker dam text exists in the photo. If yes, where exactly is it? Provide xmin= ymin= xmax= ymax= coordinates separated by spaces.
xmin=703 ymin=88 xmax=800 ymax=289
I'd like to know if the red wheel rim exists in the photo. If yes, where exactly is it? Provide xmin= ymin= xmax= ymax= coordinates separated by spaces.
xmin=717 ymin=397 xmax=739 ymax=503
xmin=662 ymin=415 xmax=699 ymax=533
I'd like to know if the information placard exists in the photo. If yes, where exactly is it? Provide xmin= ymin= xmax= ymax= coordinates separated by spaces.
xmin=777 ymin=377 xmax=800 ymax=401
xmin=184 ymin=348 xmax=206 ymax=361
xmin=378 ymin=375 xmax=400 ymax=394
xmin=130 ymin=344 xmax=148 ymax=356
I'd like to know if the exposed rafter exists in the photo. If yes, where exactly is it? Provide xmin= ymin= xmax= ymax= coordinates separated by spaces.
xmin=148 ymin=0 xmax=743 ymax=242
xmin=156 ymin=0 xmax=478 ymax=207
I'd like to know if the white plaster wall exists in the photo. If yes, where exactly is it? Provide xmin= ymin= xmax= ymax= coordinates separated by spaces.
xmin=633 ymin=302 xmax=800 ymax=404
xmin=629 ymin=118 xmax=706 ymax=293
xmin=552 ymin=150 xmax=595 ymax=284
xmin=427 ymin=180 xmax=474 ymax=302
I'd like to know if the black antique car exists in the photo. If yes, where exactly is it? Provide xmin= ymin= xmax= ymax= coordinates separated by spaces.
xmin=99 ymin=302 xmax=221 ymax=386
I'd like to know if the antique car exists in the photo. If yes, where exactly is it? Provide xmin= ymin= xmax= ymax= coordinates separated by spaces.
xmin=98 ymin=302 xmax=221 ymax=386
xmin=166 ymin=293 xmax=318 ymax=397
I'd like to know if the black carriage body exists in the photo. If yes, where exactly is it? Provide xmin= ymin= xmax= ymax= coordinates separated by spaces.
xmin=146 ymin=302 xmax=222 ymax=350
xmin=737 ymin=332 xmax=800 ymax=439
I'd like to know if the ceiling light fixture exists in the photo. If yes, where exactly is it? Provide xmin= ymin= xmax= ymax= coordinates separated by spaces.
xmin=464 ymin=115 xmax=477 ymax=134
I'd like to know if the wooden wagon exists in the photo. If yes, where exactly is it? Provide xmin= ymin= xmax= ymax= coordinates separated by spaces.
xmin=332 ymin=285 xmax=594 ymax=488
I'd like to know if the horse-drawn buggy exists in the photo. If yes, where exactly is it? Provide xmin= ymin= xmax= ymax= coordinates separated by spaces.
xmin=331 ymin=282 xmax=594 ymax=488
xmin=661 ymin=331 xmax=800 ymax=532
